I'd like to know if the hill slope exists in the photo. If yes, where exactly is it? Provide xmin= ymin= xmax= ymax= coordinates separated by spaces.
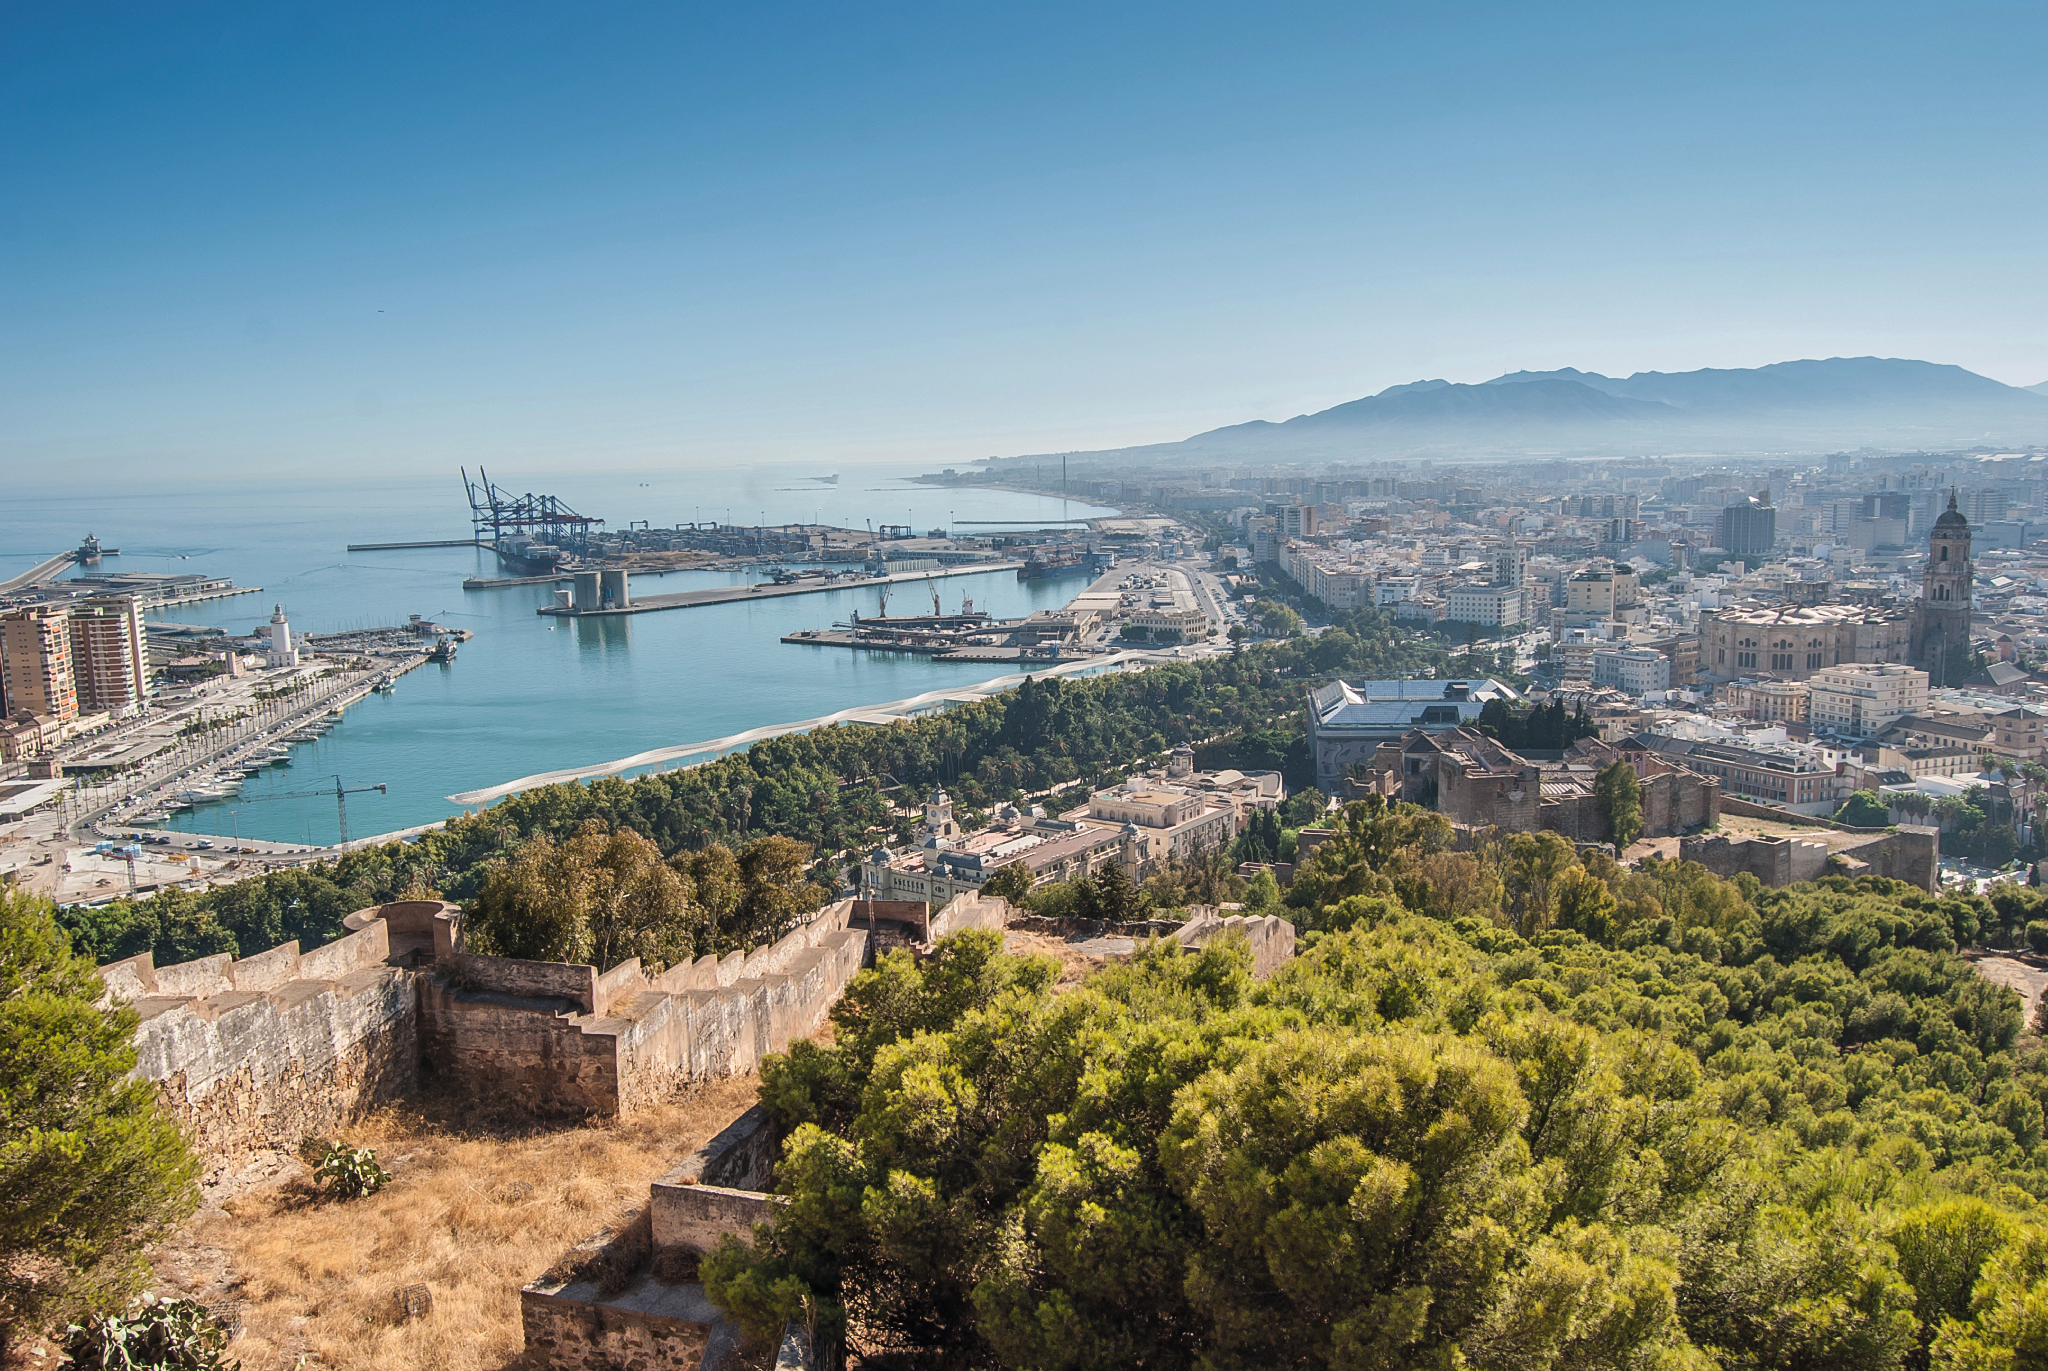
xmin=1003 ymin=357 xmax=2048 ymax=466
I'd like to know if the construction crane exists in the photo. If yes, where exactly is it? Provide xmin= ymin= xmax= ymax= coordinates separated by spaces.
xmin=240 ymin=776 xmax=389 ymax=850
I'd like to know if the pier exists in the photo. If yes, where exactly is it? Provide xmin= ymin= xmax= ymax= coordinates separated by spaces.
xmin=348 ymin=539 xmax=490 ymax=551
xmin=532 ymin=560 xmax=1023 ymax=617
xmin=779 ymin=559 xmax=1218 ymax=663
xmin=0 ymin=551 xmax=84 ymax=595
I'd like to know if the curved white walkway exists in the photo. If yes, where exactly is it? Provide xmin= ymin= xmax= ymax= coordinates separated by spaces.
xmin=443 ymin=650 xmax=1169 ymax=808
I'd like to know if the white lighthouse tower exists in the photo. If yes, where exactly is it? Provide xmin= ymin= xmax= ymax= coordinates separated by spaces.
xmin=266 ymin=604 xmax=299 ymax=669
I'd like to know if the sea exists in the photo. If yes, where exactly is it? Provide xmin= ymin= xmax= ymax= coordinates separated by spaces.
xmin=1 ymin=464 xmax=1113 ymax=846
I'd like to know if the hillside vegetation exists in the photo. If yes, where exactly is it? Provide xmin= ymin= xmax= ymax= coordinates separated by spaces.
xmin=705 ymin=798 xmax=2048 ymax=1369
xmin=62 ymin=618 xmax=1460 ymax=968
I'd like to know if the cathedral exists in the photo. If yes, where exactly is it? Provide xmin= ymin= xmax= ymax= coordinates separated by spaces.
xmin=1909 ymin=491 xmax=1974 ymax=683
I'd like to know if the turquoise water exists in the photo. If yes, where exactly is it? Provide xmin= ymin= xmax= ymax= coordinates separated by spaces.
xmin=1 ymin=465 xmax=1110 ymax=844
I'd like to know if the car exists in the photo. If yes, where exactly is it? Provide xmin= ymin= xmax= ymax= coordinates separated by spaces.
xmin=195 ymin=840 xmax=215 ymax=850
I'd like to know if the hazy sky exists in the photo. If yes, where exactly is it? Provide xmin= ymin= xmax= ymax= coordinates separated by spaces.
xmin=5 ymin=2 xmax=2045 ymax=483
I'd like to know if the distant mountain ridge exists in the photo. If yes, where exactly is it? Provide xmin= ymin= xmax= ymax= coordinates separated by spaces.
xmin=999 ymin=357 xmax=2048 ymax=467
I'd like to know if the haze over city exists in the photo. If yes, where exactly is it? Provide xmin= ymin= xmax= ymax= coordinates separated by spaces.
xmin=17 ymin=7 xmax=2048 ymax=1371
xmin=6 ymin=1 xmax=2047 ymax=483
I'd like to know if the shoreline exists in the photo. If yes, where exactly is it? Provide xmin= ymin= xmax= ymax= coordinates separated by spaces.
xmin=914 ymin=473 xmax=1123 ymax=513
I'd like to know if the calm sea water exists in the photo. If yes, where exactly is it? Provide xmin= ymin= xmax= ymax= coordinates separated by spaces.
xmin=1 ymin=464 xmax=1110 ymax=844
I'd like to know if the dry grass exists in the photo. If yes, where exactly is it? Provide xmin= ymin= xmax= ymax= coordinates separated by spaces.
xmin=1002 ymin=928 xmax=1123 ymax=987
xmin=148 ymin=1075 xmax=763 ymax=1371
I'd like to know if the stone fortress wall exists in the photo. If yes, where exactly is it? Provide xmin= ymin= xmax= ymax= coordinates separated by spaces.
xmin=99 ymin=897 xmax=871 ymax=1171
xmin=98 ymin=918 xmax=421 ymax=1174
xmin=98 ymin=889 xmax=1299 ymax=1369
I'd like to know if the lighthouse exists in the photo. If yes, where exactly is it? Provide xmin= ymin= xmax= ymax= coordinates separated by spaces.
xmin=266 ymin=604 xmax=299 ymax=669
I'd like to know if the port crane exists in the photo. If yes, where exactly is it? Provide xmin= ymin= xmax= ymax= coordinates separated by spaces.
xmin=461 ymin=467 xmax=602 ymax=552
xmin=239 ymin=776 xmax=389 ymax=850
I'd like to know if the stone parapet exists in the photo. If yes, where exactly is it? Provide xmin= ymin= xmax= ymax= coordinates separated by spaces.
xmin=101 ymin=899 xmax=870 ymax=1170
xmin=342 ymin=899 xmax=461 ymax=963
xmin=99 ymin=924 xmax=414 ymax=1174
xmin=1175 ymin=911 xmax=1296 ymax=979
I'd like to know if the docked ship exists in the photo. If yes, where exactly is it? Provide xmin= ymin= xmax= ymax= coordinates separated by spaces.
xmin=1018 ymin=548 xmax=1086 ymax=580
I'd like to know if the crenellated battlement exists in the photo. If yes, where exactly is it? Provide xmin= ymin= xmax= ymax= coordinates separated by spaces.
xmin=98 ymin=899 xmax=870 ymax=1171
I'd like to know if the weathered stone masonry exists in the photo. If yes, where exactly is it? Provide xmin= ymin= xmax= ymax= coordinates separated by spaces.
xmin=99 ymin=918 xmax=418 ymax=1173
xmin=100 ymin=898 xmax=871 ymax=1165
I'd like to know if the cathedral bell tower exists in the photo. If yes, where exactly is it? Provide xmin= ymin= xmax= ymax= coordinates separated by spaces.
xmin=1910 ymin=490 xmax=1973 ymax=685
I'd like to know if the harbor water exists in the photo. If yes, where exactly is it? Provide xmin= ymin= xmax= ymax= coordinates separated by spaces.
xmin=1 ymin=464 xmax=1114 ymax=845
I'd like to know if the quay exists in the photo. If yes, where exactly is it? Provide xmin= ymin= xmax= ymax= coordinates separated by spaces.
xmin=0 ymin=551 xmax=85 ymax=596
xmin=780 ymin=558 xmax=1218 ymax=663
xmin=465 ymin=572 xmax=568 ymax=589
xmin=533 ymin=560 xmax=1023 ymax=618
xmin=779 ymin=629 xmax=1068 ymax=664
xmin=149 ymin=583 xmax=263 ymax=609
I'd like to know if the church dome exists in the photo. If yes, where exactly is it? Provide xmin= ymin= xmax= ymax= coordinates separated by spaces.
xmin=1934 ymin=492 xmax=1968 ymax=531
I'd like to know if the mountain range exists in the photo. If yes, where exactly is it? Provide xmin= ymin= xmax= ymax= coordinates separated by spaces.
xmin=996 ymin=358 xmax=2048 ymax=467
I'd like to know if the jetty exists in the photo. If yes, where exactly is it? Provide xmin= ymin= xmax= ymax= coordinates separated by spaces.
xmin=532 ymin=560 xmax=1022 ymax=618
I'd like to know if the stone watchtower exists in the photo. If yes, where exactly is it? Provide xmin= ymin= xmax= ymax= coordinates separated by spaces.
xmin=1910 ymin=491 xmax=1972 ymax=685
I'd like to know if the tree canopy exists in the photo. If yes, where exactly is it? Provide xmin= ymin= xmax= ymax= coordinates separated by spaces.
xmin=1594 ymin=760 xmax=1644 ymax=850
xmin=0 ymin=890 xmax=196 ymax=1350
xmin=706 ymin=798 xmax=2048 ymax=1369
xmin=464 ymin=822 xmax=824 ymax=970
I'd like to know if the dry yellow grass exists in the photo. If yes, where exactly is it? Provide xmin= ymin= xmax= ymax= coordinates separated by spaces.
xmin=1001 ymin=928 xmax=1120 ymax=987
xmin=148 ymin=1075 xmax=763 ymax=1371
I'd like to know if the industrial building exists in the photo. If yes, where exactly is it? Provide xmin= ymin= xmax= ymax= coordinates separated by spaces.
xmin=1306 ymin=678 xmax=1521 ymax=792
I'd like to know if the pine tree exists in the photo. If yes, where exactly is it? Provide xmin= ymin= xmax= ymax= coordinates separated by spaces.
xmin=0 ymin=890 xmax=197 ymax=1345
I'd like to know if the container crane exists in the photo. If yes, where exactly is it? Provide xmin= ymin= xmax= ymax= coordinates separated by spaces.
xmin=238 ymin=776 xmax=389 ymax=850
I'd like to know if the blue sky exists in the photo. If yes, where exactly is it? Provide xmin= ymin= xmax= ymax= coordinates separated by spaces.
xmin=4 ymin=2 xmax=2044 ymax=483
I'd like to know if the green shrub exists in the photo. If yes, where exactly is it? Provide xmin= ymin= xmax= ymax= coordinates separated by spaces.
xmin=313 ymin=1142 xmax=390 ymax=1200
xmin=63 ymin=1294 xmax=237 ymax=1370
xmin=0 ymin=891 xmax=196 ymax=1344
xmin=2027 ymin=920 xmax=2048 ymax=954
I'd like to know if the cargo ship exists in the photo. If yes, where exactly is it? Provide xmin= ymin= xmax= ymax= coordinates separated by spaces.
xmin=1017 ymin=549 xmax=1086 ymax=580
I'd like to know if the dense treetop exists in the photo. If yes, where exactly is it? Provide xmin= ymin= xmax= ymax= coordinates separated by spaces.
xmin=706 ymin=798 xmax=2048 ymax=1369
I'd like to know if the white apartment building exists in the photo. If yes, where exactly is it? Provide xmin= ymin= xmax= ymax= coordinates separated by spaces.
xmin=1808 ymin=663 xmax=1929 ymax=738
xmin=1377 ymin=576 xmax=1419 ymax=606
xmin=1591 ymin=648 xmax=1672 ymax=696
xmin=1446 ymin=583 xmax=1529 ymax=628
xmin=1248 ymin=516 xmax=1278 ymax=564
